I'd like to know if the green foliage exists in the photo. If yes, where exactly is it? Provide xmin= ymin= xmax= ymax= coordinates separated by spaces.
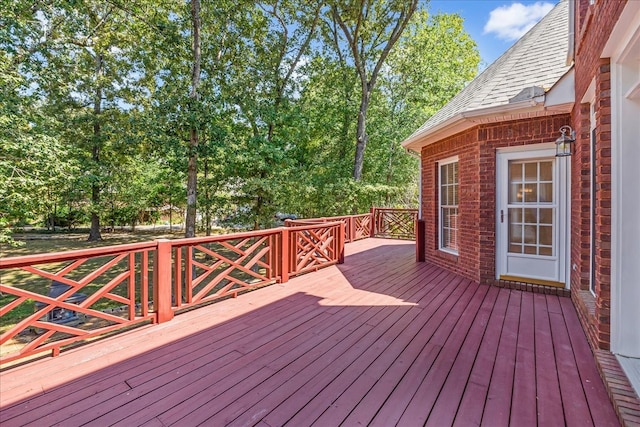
xmin=1 ymin=0 xmax=480 ymax=238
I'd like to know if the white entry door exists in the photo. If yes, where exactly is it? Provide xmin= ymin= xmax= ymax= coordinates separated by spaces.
xmin=497 ymin=146 xmax=568 ymax=285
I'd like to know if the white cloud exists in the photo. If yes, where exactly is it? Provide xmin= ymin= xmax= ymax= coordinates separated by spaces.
xmin=484 ymin=2 xmax=555 ymax=41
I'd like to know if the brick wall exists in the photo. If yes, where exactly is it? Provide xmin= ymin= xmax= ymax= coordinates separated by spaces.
xmin=420 ymin=128 xmax=480 ymax=282
xmin=419 ymin=114 xmax=570 ymax=284
xmin=570 ymin=0 xmax=625 ymax=351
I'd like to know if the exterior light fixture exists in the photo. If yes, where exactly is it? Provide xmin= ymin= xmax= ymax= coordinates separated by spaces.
xmin=555 ymin=125 xmax=575 ymax=157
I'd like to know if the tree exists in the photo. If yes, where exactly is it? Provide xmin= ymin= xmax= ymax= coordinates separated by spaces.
xmin=185 ymin=0 xmax=201 ymax=238
xmin=365 ymin=11 xmax=480 ymax=203
xmin=330 ymin=0 xmax=419 ymax=181
xmin=221 ymin=0 xmax=323 ymax=228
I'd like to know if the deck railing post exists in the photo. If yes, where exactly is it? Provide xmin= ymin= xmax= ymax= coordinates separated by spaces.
xmin=278 ymin=227 xmax=290 ymax=283
xmin=416 ymin=219 xmax=426 ymax=262
xmin=348 ymin=216 xmax=355 ymax=242
xmin=338 ymin=222 xmax=345 ymax=264
xmin=154 ymin=239 xmax=174 ymax=323
xmin=370 ymin=207 xmax=376 ymax=238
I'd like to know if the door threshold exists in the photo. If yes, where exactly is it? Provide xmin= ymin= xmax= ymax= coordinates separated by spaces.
xmin=499 ymin=275 xmax=565 ymax=288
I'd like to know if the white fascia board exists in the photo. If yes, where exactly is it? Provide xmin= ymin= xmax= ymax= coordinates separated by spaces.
xmin=402 ymin=72 xmax=575 ymax=153
xmin=401 ymin=99 xmax=545 ymax=151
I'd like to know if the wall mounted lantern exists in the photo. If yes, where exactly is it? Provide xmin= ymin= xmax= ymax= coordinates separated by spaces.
xmin=555 ymin=125 xmax=576 ymax=157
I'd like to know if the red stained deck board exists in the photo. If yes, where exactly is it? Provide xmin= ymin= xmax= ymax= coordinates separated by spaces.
xmin=149 ymin=266 xmax=427 ymax=427
xmin=547 ymin=297 xmax=595 ymax=427
xmin=160 ymin=303 xmax=392 ymax=426
xmin=533 ymin=293 xmax=565 ymax=426
xmin=0 ymin=239 xmax=620 ymax=427
xmin=323 ymin=274 xmax=471 ymax=427
xmin=209 ymin=269 xmax=448 ymax=425
xmin=227 ymin=268 xmax=459 ymax=427
xmin=558 ymin=297 xmax=620 ymax=426
xmin=453 ymin=288 xmax=511 ymax=427
xmin=509 ymin=291 xmax=538 ymax=426
xmin=264 ymin=270 xmax=462 ymax=427
xmin=89 ymin=308 xmax=345 ymax=426
xmin=214 ymin=305 xmax=423 ymax=427
xmin=424 ymin=285 xmax=501 ymax=427
xmin=366 ymin=279 xmax=481 ymax=427
xmin=394 ymin=284 xmax=491 ymax=426
xmin=481 ymin=290 xmax=522 ymax=427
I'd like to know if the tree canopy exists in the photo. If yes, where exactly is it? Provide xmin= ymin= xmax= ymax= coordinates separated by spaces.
xmin=0 ymin=0 xmax=480 ymax=242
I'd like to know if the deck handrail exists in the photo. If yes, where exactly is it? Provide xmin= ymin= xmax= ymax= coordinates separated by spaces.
xmin=0 ymin=208 xmax=415 ymax=364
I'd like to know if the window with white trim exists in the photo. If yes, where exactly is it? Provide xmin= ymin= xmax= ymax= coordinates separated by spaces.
xmin=439 ymin=157 xmax=459 ymax=253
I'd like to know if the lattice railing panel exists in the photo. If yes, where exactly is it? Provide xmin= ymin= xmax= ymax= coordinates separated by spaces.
xmin=289 ymin=223 xmax=340 ymax=276
xmin=0 ymin=243 xmax=155 ymax=364
xmin=374 ymin=209 xmax=418 ymax=240
xmin=353 ymin=214 xmax=372 ymax=240
xmin=171 ymin=233 xmax=278 ymax=310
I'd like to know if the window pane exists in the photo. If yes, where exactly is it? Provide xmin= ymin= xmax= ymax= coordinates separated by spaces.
xmin=524 ymin=184 xmax=537 ymax=202
xmin=524 ymin=245 xmax=537 ymax=254
xmin=510 ymin=225 xmax=522 ymax=243
xmin=510 ymin=162 xmax=522 ymax=183
xmin=525 ymin=163 xmax=537 ymax=181
xmin=509 ymin=208 xmax=522 ymax=223
xmin=441 ymin=164 xmax=449 ymax=185
xmin=539 ymin=246 xmax=552 ymax=256
xmin=509 ymin=244 xmax=522 ymax=254
xmin=524 ymin=208 xmax=537 ymax=223
xmin=539 ymin=183 xmax=553 ymax=203
xmin=441 ymin=185 xmax=447 ymax=205
xmin=524 ymin=225 xmax=537 ymax=244
xmin=540 ymin=161 xmax=553 ymax=181
xmin=510 ymin=184 xmax=522 ymax=203
xmin=540 ymin=225 xmax=553 ymax=245
xmin=539 ymin=208 xmax=553 ymax=224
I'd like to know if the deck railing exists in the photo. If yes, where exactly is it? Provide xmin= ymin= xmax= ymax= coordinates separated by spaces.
xmin=286 ymin=208 xmax=418 ymax=241
xmin=0 ymin=208 xmax=414 ymax=364
xmin=0 ymin=242 xmax=157 ymax=364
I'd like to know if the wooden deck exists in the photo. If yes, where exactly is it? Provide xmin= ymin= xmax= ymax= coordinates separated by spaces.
xmin=0 ymin=239 xmax=619 ymax=426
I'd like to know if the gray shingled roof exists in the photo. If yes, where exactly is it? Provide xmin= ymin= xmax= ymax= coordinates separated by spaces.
xmin=403 ymin=0 xmax=569 ymax=146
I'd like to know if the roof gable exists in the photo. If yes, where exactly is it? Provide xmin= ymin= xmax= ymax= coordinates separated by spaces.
xmin=403 ymin=0 xmax=570 ymax=150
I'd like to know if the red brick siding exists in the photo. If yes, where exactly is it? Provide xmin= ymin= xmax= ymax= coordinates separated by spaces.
xmin=420 ymin=129 xmax=480 ymax=282
xmin=419 ymin=114 xmax=570 ymax=285
xmin=571 ymin=0 xmax=625 ymax=351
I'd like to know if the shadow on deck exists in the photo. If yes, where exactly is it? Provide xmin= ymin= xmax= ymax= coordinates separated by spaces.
xmin=0 ymin=239 xmax=619 ymax=426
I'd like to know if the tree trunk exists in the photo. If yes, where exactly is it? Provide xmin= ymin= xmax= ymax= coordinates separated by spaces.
xmin=185 ymin=130 xmax=198 ymax=238
xmin=353 ymin=90 xmax=370 ymax=181
xmin=88 ymin=53 xmax=103 ymax=242
xmin=185 ymin=0 xmax=201 ymax=238
xmin=204 ymin=159 xmax=211 ymax=236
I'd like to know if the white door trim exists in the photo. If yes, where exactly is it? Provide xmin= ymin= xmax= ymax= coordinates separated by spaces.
xmin=496 ymin=143 xmax=571 ymax=287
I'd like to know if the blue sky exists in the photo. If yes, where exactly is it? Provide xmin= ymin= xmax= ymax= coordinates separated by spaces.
xmin=428 ymin=0 xmax=559 ymax=67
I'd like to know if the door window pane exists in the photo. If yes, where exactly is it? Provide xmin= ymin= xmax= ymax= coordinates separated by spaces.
xmin=524 ymin=184 xmax=537 ymax=202
xmin=524 ymin=208 xmax=537 ymax=223
xmin=525 ymin=163 xmax=537 ymax=181
xmin=539 ymin=208 xmax=553 ymax=224
xmin=539 ymin=183 xmax=553 ymax=203
xmin=507 ymin=159 xmax=555 ymax=257
xmin=540 ymin=161 xmax=553 ymax=181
